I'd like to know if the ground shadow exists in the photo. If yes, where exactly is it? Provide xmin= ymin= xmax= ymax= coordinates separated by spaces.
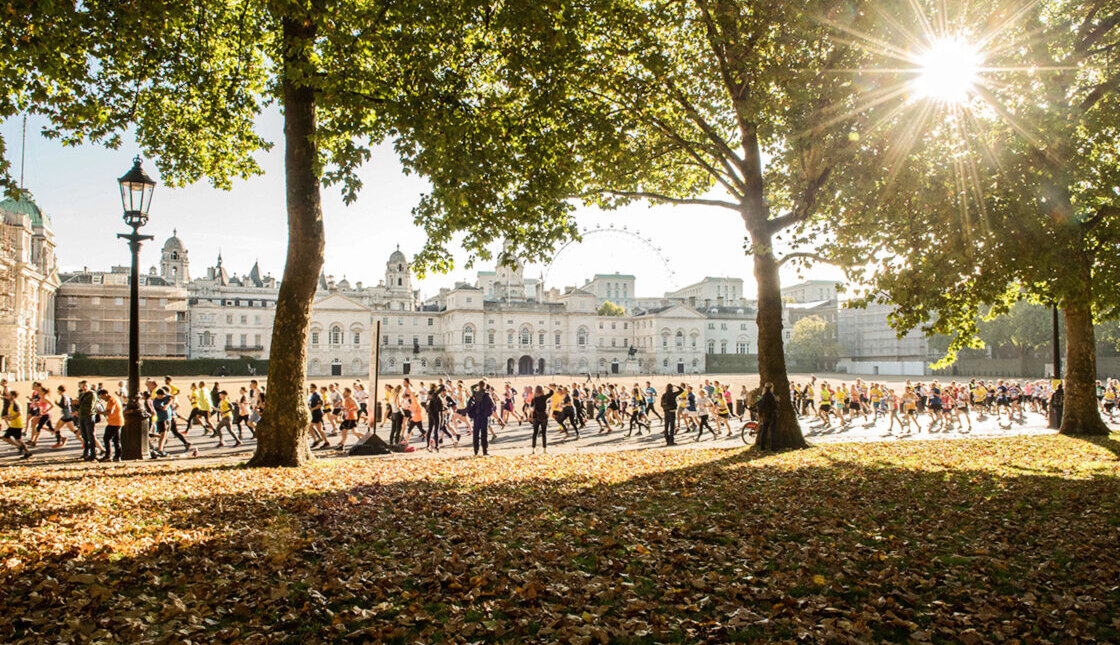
xmin=1 ymin=442 xmax=1118 ymax=643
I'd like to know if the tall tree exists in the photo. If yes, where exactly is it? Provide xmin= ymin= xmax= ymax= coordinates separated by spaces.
xmin=977 ymin=301 xmax=1054 ymax=374
xmin=788 ymin=315 xmax=840 ymax=371
xmin=1 ymin=0 xmax=535 ymax=465
xmin=824 ymin=0 xmax=1120 ymax=436
xmin=404 ymin=0 xmax=893 ymax=450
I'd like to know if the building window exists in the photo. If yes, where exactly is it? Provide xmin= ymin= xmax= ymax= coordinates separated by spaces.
xmin=311 ymin=331 xmax=320 ymax=346
xmin=707 ymin=340 xmax=715 ymax=353
xmin=427 ymin=335 xmax=434 ymax=346
xmin=520 ymin=327 xmax=531 ymax=345
xmin=488 ymin=330 xmax=495 ymax=345
xmin=227 ymin=314 xmax=233 ymax=324
xmin=226 ymin=333 xmax=233 ymax=347
xmin=427 ymin=318 xmax=433 ymax=326
xmin=675 ymin=331 xmax=684 ymax=348
xmin=736 ymin=341 xmax=747 ymax=354
xmin=577 ymin=328 xmax=587 ymax=346
xmin=382 ymin=335 xmax=389 ymax=345
xmin=256 ymin=334 xmax=263 ymax=347
xmin=397 ymin=337 xmax=403 ymax=346
xmin=720 ymin=340 xmax=728 ymax=354
xmin=555 ymin=333 xmax=561 ymax=346
xmin=463 ymin=325 xmax=474 ymax=345
xmin=330 ymin=325 xmax=342 ymax=345
xmin=114 ymin=297 xmax=124 ymax=306
xmin=353 ymin=331 xmax=361 ymax=345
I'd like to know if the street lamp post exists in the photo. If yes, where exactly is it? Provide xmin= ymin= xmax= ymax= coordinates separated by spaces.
xmin=117 ymin=157 xmax=157 ymax=460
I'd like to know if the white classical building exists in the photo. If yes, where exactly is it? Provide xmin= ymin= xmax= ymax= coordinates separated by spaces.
xmin=0 ymin=194 xmax=61 ymax=379
xmin=76 ymin=233 xmax=764 ymax=377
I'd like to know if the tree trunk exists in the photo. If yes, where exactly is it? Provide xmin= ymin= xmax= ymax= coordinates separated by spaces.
xmin=248 ymin=13 xmax=323 ymax=467
xmin=1059 ymin=302 xmax=1108 ymax=436
xmin=750 ymin=227 xmax=808 ymax=450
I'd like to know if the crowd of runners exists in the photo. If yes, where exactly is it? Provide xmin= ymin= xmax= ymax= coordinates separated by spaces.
xmin=2 ymin=374 xmax=1118 ymax=460
xmin=790 ymin=376 xmax=1090 ymax=436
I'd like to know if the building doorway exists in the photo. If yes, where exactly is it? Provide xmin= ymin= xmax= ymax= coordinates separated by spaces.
xmin=538 ymin=358 xmax=545 ymax=374
xmin=507 ymin=358 xmax=515 ymax=376
xmin=676 ymin=360 xmax=684 ymax=374
xmin=402 ymin=360 xmax=411 ymax=375
xmin=611 ymin=359 xmax=619 ymax=374
xmin=330 ymin=359 xmax=342 ymax=376
xmin=518 ymin=355 xmax=533 ymax=375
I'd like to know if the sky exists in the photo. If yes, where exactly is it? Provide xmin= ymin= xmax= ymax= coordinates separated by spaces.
xmin=3 ymin=111 xmax=842 ymax=300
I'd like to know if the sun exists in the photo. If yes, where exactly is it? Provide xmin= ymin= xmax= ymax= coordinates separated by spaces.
xmin=911 ymin=37 xmax=983 ymax=103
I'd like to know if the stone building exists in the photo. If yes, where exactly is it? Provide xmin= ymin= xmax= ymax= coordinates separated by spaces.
xmin=0 ymin=194 xmax=60 ymax=379
xmin=664 ymin=276 xmax=747 ymax=309
xmin=56 ymin=267 xmax=188 ymax=358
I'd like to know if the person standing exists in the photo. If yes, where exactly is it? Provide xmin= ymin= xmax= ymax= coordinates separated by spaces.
xmin=425 ymin=384 xmax=445 ymax=452
xmin=466 ymin=382 xmax=495 ymax=456
xmin=660 ymin=384 xmax=678 ymax=446
xmin=754 ymin=383 xmax=779 ymax=451
xmin=530 ymin=385 xmax=552 ymax=454
xmin=76 ymin=381 xmax=98 ymax=461
xmin=98 ymin=389 xmax=124 ymax=462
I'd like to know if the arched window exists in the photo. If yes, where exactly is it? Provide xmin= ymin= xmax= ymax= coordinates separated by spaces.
xmin=520 ymin=327 xmax=531 ymax=345
xmin=662 ymin=334 xmax=669 ymax=348
xmin=736 ymin=340 xmax=748 ymax=354
xmin=329 ymin=325 xmax=342 ymax=345
xmin=507 ymin=331 xmax=514 ymax=346
xmin=707 ymin=340 xmax=715 ymax=354
xmin=352 ymin=328 xmax=362 ymax=346
xmin=397 ymin=278 xmax=402 ymax=286
xmin=577 ymin=328 xmax=588 ymax=346
xmin=463 ymin=324 xmax=474 ymax=345
xmin=720 ymin=340 xmax=728 ymax=354
xmin=555 ymin=332 xmax=561 ymax=346
xmin=675 ymin=331 xmax=684 ymax=348
xmin=310 ymin=330 xmax=320 ymax=346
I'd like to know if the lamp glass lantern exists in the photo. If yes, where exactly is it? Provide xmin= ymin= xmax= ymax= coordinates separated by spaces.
xmin=118 ymin=156 xmax=157 ymax=228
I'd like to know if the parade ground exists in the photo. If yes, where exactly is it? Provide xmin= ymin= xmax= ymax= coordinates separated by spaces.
xmin=0 ymin=372 xmax=1099 ymax=466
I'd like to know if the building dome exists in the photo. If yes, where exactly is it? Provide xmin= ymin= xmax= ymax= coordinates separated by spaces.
xmin=163 ymin=230 xmax=185 ymax=252
xmin=0 ymin=193 xmax=49 ymax=227
xmin=388 ymin=246 xmax=407 ymax=265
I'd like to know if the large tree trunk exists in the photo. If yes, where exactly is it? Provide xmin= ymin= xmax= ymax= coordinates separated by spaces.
xmin=1060 ymin=302 xmax=1108 ymax=436
xmin=248 ymin=13 xmax=323 ymax=467
xmin=750 ymin=227 xmax=808 ymax=450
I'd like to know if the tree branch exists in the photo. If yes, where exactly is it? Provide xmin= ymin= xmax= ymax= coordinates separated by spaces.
xmin=777 ymin=251 xmax=829 ymax=267
xmin=592 ymin=189 xmax=741 ymax=211
xmin=1079 ymin=71 xmax=1120 ymax=112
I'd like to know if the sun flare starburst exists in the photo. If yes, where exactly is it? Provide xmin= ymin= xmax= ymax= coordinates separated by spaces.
xmin=911 ymin=37 xmax=984 ymax=103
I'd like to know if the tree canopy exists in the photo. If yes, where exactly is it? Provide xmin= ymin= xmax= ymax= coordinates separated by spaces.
xmin=822 ymin=0 xmax=1120 ymax=435
xmin=597 ymin=301 xmax=626 ymax=317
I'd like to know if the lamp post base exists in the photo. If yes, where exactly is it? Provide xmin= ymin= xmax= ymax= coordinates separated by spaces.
xmin=121 ymin=405 xmax=147 ymax=460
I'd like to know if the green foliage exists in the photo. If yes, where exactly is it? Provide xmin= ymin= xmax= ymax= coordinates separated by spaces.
xmin=597 ymin=300 xmax=625 ymax=317
xmin=978 ymin=301 xmax=1055 ymax=358
xmin=787 ymin=316 xmax=840 ymax=366
xmin=823 ymin=0 xmax=1120 ymax=358
xmin=401 ymin=0 xmax=879 ymax=272
xmin=66 ymin=356 xmax=268 ymax=378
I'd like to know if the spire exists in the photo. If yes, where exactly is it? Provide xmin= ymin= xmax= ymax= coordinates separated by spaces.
xmin=217 ymin=249 xmax=223 ymax=268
